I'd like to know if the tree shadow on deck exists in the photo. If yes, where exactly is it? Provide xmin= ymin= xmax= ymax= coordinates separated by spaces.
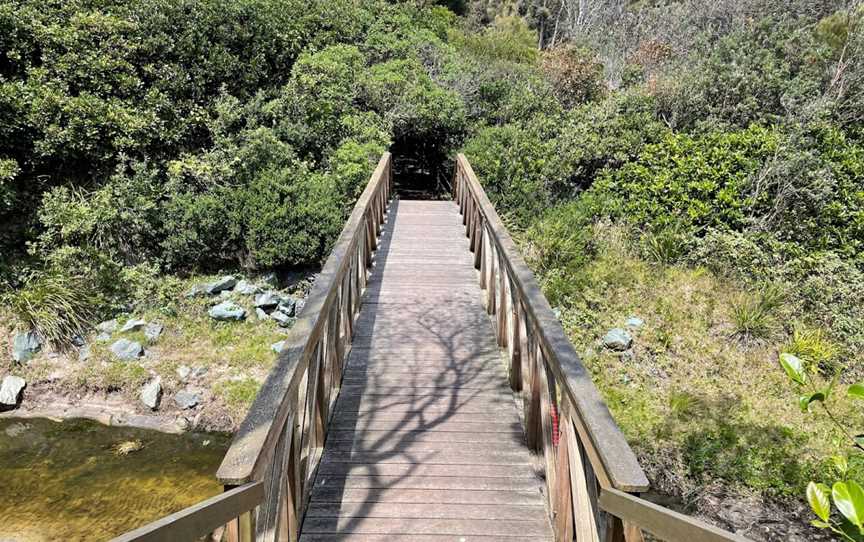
xmin=300 ymin=198 xmax=549 ymax=538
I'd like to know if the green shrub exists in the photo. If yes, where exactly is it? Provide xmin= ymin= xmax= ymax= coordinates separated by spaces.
xmin=5 ymin=271 xmax=97 ymax=349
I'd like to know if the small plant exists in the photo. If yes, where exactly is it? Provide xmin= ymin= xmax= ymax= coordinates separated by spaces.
xmin=779 ymin=352 xmax=864 ymax=540
xmin=729 ymin=284 xmax=784 ymax=339
xmin=641 ymin=229 xmax=687 ymax=265
xmin=784 ymin=326 xmax=840 ymax=374
xmin=4 ymin=271 xmax=97 ymax=350
xmin=111 ymin=439 xmax=144 ymax=456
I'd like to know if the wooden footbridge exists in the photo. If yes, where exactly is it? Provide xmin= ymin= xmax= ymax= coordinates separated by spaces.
xmin=115 ymin=154 xmax=748 ymax=542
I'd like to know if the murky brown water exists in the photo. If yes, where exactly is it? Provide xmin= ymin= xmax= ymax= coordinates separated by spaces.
xmin=0 ymin=417 xmax=230 ymax=541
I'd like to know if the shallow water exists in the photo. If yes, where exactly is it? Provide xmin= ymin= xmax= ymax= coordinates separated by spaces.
xmin=0 ymin=417 xmax=230 ymax=541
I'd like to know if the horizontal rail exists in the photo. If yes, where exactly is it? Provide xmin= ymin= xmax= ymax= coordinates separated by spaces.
xmin=110 ymin=482 xmax=264 ymax=542
xmin=599 ymin=488 xmax=750 ymax=542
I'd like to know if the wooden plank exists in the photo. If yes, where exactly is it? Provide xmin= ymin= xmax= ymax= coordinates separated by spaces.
xmin=321 ymin=451 xmax=531 ymax=466
xmin=302 ymin=517 xmax=551 ymax=537
xmin=305 ymin=501 xmax=546 ymax=521
xmin=299 ymin=535 xmax=551 ymax=542
xmin=110 ymin=482 xmax=264 ymax=542
xmin=316 ymin=463 xmax=537 ymax=479
xmin=311 ymin=487 xmax=542 ymax=505
xmin=313 ymin=475 xmax=542 ymax=491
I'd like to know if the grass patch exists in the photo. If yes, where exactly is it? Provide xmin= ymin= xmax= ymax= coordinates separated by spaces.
xmin=213 ymin=378 xmax=261 ymax=418
xmin=529 ymin=223 xmax=864 ymax=500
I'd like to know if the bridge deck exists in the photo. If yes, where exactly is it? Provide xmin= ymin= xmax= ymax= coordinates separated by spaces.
xmin=301 ymin=199 xmax=553 ymax=541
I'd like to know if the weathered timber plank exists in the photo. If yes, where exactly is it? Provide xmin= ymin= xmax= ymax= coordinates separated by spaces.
xmin=299 ymin=535 xmax=551 ymax=542
xmin=321 ymin=451 xmax=530 ymax=466
xmin=313 ymin=474 xmax=542 ymax=491
xmin=310 ymin=487 xmax=543 ymax=505
xmin=301 ymin=517 xmax=552 ymax=537
xmin=316 ymin=463 xmax=536 ymax=479
xmin=305 ymin=502 xmax=545 ymax=521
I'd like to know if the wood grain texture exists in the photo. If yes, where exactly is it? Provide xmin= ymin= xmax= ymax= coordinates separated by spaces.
xmin=302 ymin=200 xmax=553 ymax=540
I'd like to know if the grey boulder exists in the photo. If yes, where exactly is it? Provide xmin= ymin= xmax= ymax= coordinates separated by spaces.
xmin=110 ymin=339 xmax=144 ymax=361
xmin=625 ymin=316 xmax=645 ymax=330
xmin=270 ymin=310 xmax=294 ymax=328
xmin=255 ymin=308 xmax=269 ymax=320
xmin=0 ymin=375 xmax=26 ymax=407
xmin=144 ymin=323 xmax=164 ymax=342
xmin=277 ymin=297 xmax=296 ymax=317
xmin=176 ymin=365 xmax=192 ymax=381
xmin=174 ymin=391 xmax=200 ymax=410
xmin=254 ymin=291 xmax=280 ymax=310
xmin=235 ymin=280 xmax=261 ymax=295
xmin=185 ymin=283 xmax=209 ymax=298
xmin=96 ymin=319 xmax=119 ymax=333
xmin=271 ymin=340 xmax=286 ymax=354
xmin=294 ymin=299 xmax=306 ymax=316
xmin=208 ymin=301 xmax=246 ymax=321
xmin=120 ymin=318 xmax=147 ymax=333
xmin=206 ymin=276 xmax=237 ymax=295
xmin=12 ymin=331 xmax=42 ymax=363
xmin=140 ymin=377 xmax=162 ymax=410
xmin=602 ymin=328 xmax=633 ymax=351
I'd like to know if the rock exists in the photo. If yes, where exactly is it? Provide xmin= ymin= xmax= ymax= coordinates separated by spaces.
xmin=144 ymin=323 xmax=164 ymax=342
xmin=185 ymin=283 xmax=209 ymax=298
xmin=0 ymin=376 xmax=26 ymax=407
xmin=174 ymin=390 xmax=200 ymax=410
xmin=97 ymin=319 xmax=119 ymax=333
xmin=219 ymin=290 xmax=233 ymax=299
xmin=192 ymin=367 xmax=208 ymax=378
xmin=270 ymin=310 xmax=294 ymax=328
xmin=206 ymin=276 xmax=237 ymax=295
xmin=235 ymin=280 xmax=261 ymax=295
xmin=78 ymin=344 xmax=91 ymax=361
xmin=625 ymin=316 xmax=645 ymax=330
xmin=110 ymin=339 xmax=144 ymax=361
xmin=271 ymin=340 xmax=286 ymax=353
xmin=176 ymin=365 xmax=192 ymax=381
xmin=294 ymin=299 xmax=306 ymax=316
xmin=71 ymin=334 xmax=86 ymax=347
xmin=552 ymin=307 xmax=562 ymax=320
xmin=140 ymin=377 xmax=162 ymax=410
xmin=602 ymin=328 xmax=633 ymax=351
xmin=5 ymin=422 xmax=29 ymax=437
xmin=175 ymin=417 xmax=192 ymax=432
xmin=277 ymin=296 xmax=296 ymax=317
xmin=120 ymin=318 xmax=147 ymax=333
xmin=260 ymin=272 xmax=279 ymax=288
xmin=12 ymin=331 xmax=42 ymax=363
xmin=95 ymin=331 xmax=112 ymax=342
xmin=254 ymin=291 xmax=280 ymax=310
xmin=208 ymin=301 xmax=246 ymax=321
xmin=255 ymin=307 xmax=269 ymax=320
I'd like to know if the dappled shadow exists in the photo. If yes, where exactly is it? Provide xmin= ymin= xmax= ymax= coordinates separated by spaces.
xmin=299 ymin=198 xmax=550 ymax=538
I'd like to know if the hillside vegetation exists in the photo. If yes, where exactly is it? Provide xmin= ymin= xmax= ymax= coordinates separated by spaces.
xmin=1 ymin=0 xmax=863 ymax=540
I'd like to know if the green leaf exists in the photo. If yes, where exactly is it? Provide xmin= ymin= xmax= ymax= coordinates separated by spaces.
xmin=799 ymin=392 xmax=826 ymax=412
xmin=808 ymin=482 xmax=832 ymax=522
xmin=810 ymin=519 xmax=831 ymax=529
xmin=780 ymin=353 xmax=806 ymax=385
xmin=833 ymin=481 xmax=864 ymax=529
xmin=849 ymin=383 xmax=864 ymax=401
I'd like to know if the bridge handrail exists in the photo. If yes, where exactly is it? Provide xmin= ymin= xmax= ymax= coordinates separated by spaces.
xmin=454 ymin=154 xmax=749 ymax=542
xmin=214 ymin=152 xmax=392 ymax=539
xmin=110 ymin=482 xmax=263 ymax=542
